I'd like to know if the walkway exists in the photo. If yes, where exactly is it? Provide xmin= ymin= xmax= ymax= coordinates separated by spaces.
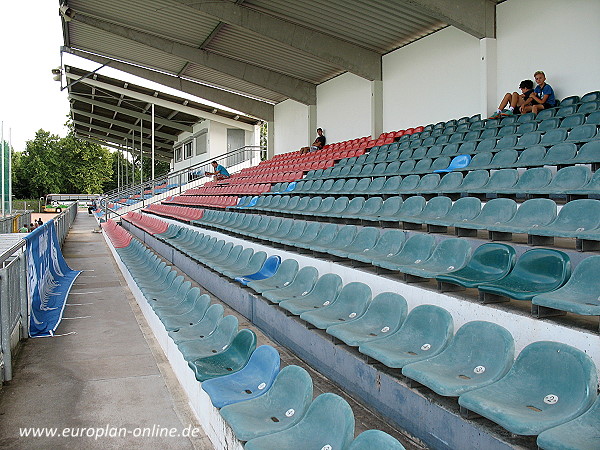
xmin=0 ymin=213 xmax=211 ymax=449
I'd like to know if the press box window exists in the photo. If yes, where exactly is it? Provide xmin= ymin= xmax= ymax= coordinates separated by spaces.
xmin=174 ymin=146 xmax=182 ymax=162
xmin=184 ymin=141 xmax=193 ymax=159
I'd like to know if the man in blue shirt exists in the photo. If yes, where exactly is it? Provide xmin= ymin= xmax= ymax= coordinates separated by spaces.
xmin=206 ymin=161 xmax=230 ymax=180
xmin=522 ymin=71 xmax=556 ymax=115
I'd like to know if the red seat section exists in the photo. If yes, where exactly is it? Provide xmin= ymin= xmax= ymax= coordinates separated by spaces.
xmin=122 ymin=212 xmax=169 ymax=235
xmin=143 ymin=204 xmax=204 ymax=222
xmin=101 ymin=220 xmax=133 ymax=248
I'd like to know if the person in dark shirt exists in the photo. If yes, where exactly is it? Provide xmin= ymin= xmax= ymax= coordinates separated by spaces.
xmin=300 ymin=128 xmax=326 ymax=154
xmin=489 ymin=79 xmax=535 ymax=118
xmin=521 ymin=71 xmax=556 ymax=115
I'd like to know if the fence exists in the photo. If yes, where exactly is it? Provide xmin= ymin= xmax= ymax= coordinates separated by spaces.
xmin=0 ymin=211 xmax=31 ymax=233
xmin=0 ymin=202 xmax=77 ymax=383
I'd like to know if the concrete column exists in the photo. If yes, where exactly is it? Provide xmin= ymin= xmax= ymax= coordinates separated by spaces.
xmin=371 ymin=80 xmax=383 ymax=139
xmin=307 ymin=104 xmax=317 ymax=142
xmin=266 ymin=121 xmax=275 ymax=160
xmin=480 ymin=38 xmax=497 ymax=118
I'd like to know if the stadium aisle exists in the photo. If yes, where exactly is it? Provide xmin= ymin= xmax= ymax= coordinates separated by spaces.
xmin=0 ymin=213 xmax=211 ymax=449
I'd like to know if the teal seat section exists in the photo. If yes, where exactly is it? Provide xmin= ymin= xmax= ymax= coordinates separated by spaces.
xmin=219 ymin=365 xmax=313 ymax=441
xmin=528 ymin=165 xmax=591 ymax=195
xmin=454 ymin=198 xmax=517 ymax=236
xmin=298 ymin=223 xmax=339 ymax=251
xmin=329 ymin=226 xmax=380 ymax=259
xmin=380 ymin=176 xmax=402 ymax=194
xmin=487 ymin=198 xmax=557 ymax=240
xmin=413 ymin=173 xmax=440 ymax=194
xmin=435 ymin=171 xmax=464 ymax=194
xmin=497 ymin=167 xmax=552 ymax=195
xmin=358 ymin=305 xmax=453 ymax=368
xmin=347 ymin=430 xmax=406 ymax=450
xmin=213 ymin=247 xmax=255 ymax=275
xmin=466 ymin=152 xmax=493 ymax=171
xmin=514 ymin=145 xmax=546 ymax=168
xmin=278 ymin=273 xmax=343 ymax=316
xmin=401 ymin=196 xmax=452 ymax=228
xmin=436 ymin=243 xmax=516 ymax=290
xmin=477 ymin=169 xmax=518 ymax=194
xmin=528 ymin=199 xmax=600 ymax=244
xmin=326 ymin=292 xmax=408 ymax=346
xmin=536 ymin=396 xmax=600 ymax=450
xmin=201 ymin=345 xmax=280 ymax=408
xmin=458 ymin=341 xmax=598 ymax=436
xmin=402 ymin=321 xmax=514 ymax=396
xmin=349 ymin=229 xmax=406 ymax=265
xmin=478 ymin=248 xmax=571 ymax=302
xmin=223 ymin=251 xmax=267 ymax=279
xmin=189 ymin=329 xmax=257 ymax=382
xmin=532 ymin=255 xmax=600 ymax=317
xmin=262 ymin=266 xmax=319 ymax=303
xmin=488 ymin=149 xmax=518 ymax=169
xmin=373 ymin=234 xmax=436 ymax=271
xmin=177 ymin=315 xmax=238 ymax=361
xmin=367 ymin=196 xmax=403 ymax=223
xmin=299 ymin=282 xmax=372 ymax=330
xmin=393 ymin=196 xmax=426 ymax=221
xmin=168 ymin=304 xmax=224 ymax=344
xmin=310 ymin=225 xmax=357 ymax=254
xmin=157 ymin=293 xmax=212 ymax=332
xmin=243 ymin=393 xmax=355 ymax=450
xmin=396 ymin=237 xmax=472 ymax=281
xmin=152 ymin=284 xmax=201 ymax=316
xmin=247 ymin=259 xmax=299 ymax=294
xmin=457 ymin=169 xmax=489 ymax=193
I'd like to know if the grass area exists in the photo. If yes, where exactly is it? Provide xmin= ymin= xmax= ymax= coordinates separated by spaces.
xmin=12 ymin=199 xmax=43 ymax=213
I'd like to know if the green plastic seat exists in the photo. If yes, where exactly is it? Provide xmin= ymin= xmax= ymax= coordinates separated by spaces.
xmin=320 ymin=197 xmax=349 ymax=218
xmin=571 ymin=140 xmax=600 ymax=166
xmin=566 ymin=124 xmax=598 ymax=144
xmin=212 ymin=247 xmax=254 ymax=274
xmin=478 ymin=248 xmax=571 ymax=302
xmin=454 ymin=198 xmax=517 ymax=237
xmin=244 ymin=393 xmax=355 ymax=450
xmin=299 ymin=223 xmax=339 ymax=251
xmin=380 ymin=176 xmax=402 ymax=194
xmin=436 ymin=243 xmax=516 ymax=291
xmin=363 ymin=196 xmax=402 ymax=223
xmin=354 ymin=197 xmax=383 ymax=221
xmin=528 ymin=165 xmax=592 ymax=195
xmin=401 ymin=196 xmax=452 ymax=229
xmin=541 ymin=128 xmax=568 ymax=147
xmin=435 ymin=171 xmax=464 ymax=194
xmin=392 ymin=195 xmax=426 ymax=222
xmin=413 ymin=173 xmax=440 ymax=194
xmin=466 ymin=152 xmax=493 ymax=170
xmin=326 ymin=292 xmax=407 ymax=346
xmin=497 ymin=167 xmax=552 ymax=195
xmin=338 ymin=197 xmax=365 ymax=219
xmin=413 ymin=158 xmax=432 ymax=174
xmin=459 ymin=170 xmax=489 ymax=192
xmin=279 ymin=273 xmax=344 ymax=316
xmin=263 ymin=218 xmax=293 ymax=241
xmin=349 ymin=229 xmax=406 ymax=265
xmin=412 ymin=147 xmax=427 ymax=159
xmin=329 ymin=226 xmax=380 ymax=259
xmin=247 ymin=259 xmax=299 ymax=294
xmin=425 ymin=196 xmax=481 ymax=233
xmin=262 ymin=266 xmax=319 ymax=303
xmin=402 ymin=321 xmax=514 ymax=396
xmin=219 ymin=365 xmax=313 ymax=441
xmin=289 ymin=221 xmax=324 ymax=247
xmin=299 ymin=282 xmax=372 ymax=329
xmin=353 ymin=177 xmax=372 ymax=194
xmin=223 ymin=251 xmax=267 ymax=279
xmin=528 ymin=199 xmax=600 ymax=245
xmin=458 ymin=341 xmax=598 ymax=436
xmin=397 ymin=159 xmax=416 ymax=175
xmin=358 ymin=305 xmax=454 ymax=368
xmin=189 ymin=329 xmax=257 ymax=382
xmin=538 ymin=118 xmax=561 ymax=132
xmin=303 ymin=196 xmax=332 ymax=217
xmin=270 ymin=219 xmax=303 ymax=244
xmin=155 ymin=292 xmax=211 ymax=329
xmin=441 ymin=143 xmax=461 ymax=156
xmin=168 ymin=304 xmax=224 ymax=344
xmin=347 ymin=430 xmax=406 ymax=450
xmin=536 ymin=396 xmax=600 ymax=450
xmin=514 ymin=145 xmax=546 ymax=168
xmin=330 ymin=178 xmax=350 ymax=194
xmin=177 ymin=315 xmax=238 ymax=361
xmin=560 ymin=113 xmax=585 ymax=129
xmin=430 ymin=156 xmax=451 ymax=172
xmin=364 ymin=177 xmax=386 ymax=195
xmin=396 ymin=174 xmax=420 ymax=194
xmin=372 ymin=234 xmax=436 ymax=271
xmin=477 ymin=169 xmax=519 ymax=194
xmin=486 ymin=198 xmax=557 ymax=241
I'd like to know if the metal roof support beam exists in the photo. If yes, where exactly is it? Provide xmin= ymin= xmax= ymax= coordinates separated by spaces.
xmin=68 ymin=93 xmax=193 ymax=133
xmin=67 ymin=11 xmax=317 ymax=104
xmin=171 ymin=0 xmax=382 ymax=80
xmin=404 ymin=0 xmax=496 ymax=39
xmin=76 ymin=132 xmax=172 ymax=161
xmin=65 ymin=48 xmax=274 ymax=121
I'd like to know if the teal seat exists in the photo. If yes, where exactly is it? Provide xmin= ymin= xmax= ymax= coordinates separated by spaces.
xmin=372 ymin=234 xmax=436 ymax=272
xmin=430 ymin=156 xmax=451 ymax=172
xmin=402 ymin=321 xmax=514 ymax=396
xmin=338 ymin=197 xmax=365 ymax=219
xmin=353 ymin=177 xmax=371 ymax=194
xmin=536 ymin=108 xmax=557 ymax=121
xmin=487 ymin=198 xmax=557 ymax=241
xmin=262 ymin=218 xmax=293 ymax=241
xmin=326 ymin=292 xmax=407 ymax=346
xmin=441 ymin=143 xmax=461 ymax=156
xmin=516 ymin=121 xmax=537 ymax=135
xmin=188 ymin=329 xmax=257 ymax=382
xmin=219 ymin=365 xmax=313 ymax=441
xmin=540 ymin=128 xmax=567 ymax=147
xmin=156 ymin=292 xmax=211 ymax=329
xmin=354 ymin=197 xmax=383 ymax=221
xmin=365 ymin=196 xmax=402 ymax=223
xmin=435 ymin=171 xmax=464 ymax=194
xmin=299 ymin=282 xmax=372 ymax=330
xmin=168 ymin=304 xmax=224 ymax=344
xmin=244 ymin=393 xmax=355 ymax=450
xmin=536 ymin=396 xmax=600 ymax=450
xmin=538 ymin=118 xmax=561 ymax=132
xmin=459 ymin=170 xmax=489 ymax=192
xmin=358 ymin=305 xmax=453 ymax=368
xmin=560 ymin=113 xmax=585 ymax=129
xmin=397 ymin=159 xmax=416 ymax=175
xmin=393 ymin=195 xmax=426 ymax=222
xmin=401 ymin=196 xmax=452 ymax=229
xmin=247 ymin=258 xmax=299 ymax=294
xmin=270 ymin=219 xmax=303 ymax=244
xmin=458 ymin=341 xmax=598 ymax=436
xmin=349 ymin=229 xmax=406 ymax=265
xmin=579 ymin=101 xmax=600 ymax=114
xmin=478 ymin=248 xmax=571 ymax=302
xmin=347 ymin=430 xmax=406 ymax=450
xmin=300 ymin=223 xmax=341 ymax=251
xmin=532 ymin=255 xmax=600 ymax=321
xmin=454 ymin=198 xmax=517 ymax=237
xmin=413 ymin=173 xmax=440 ymax=194
xmin=436 ymin=243 xmax=516 ymax=291
xmin=396 ymin=174 xmax=420 ymax=194
xmin=497 ymin=167 xmax=552 ymax=195
xmin=302 ymin=196 xmax=329 ymax=217
xmin=495 ymin=135 xmax=518 ymax=151
xmin=290 ymin=221 xmax=323 ymax=247
xmin=425 ymin=196 xmax=481 ymax=233
xmin=321 ymin=197 xmax=349 ymax=218
xmin=397 ymin=149 xmax=413 ymax=161
xmin=278 ymin=273 xmax=343 ymax=316
xmin=380 ymin=176 xmax=402 ymax=194
xmin=262 ymin=266 xmax=319 ymax=303
xmin=289 ymin=197 xmax=311 ymax=216
xmin=466 ymin=152 xmax=493 ymax=170
xmin=571 ymin=140 xmax=600 ymax=166
xmin=528 ymin=165 xmax=591 ymax=195
xmin=364 ymin=177 xmax=386 ymax=195
xmin=329 ymin=226 xmax=380 ymax=259
xmin=177 ymin=315 xmax=238 ymax=361
xmin=213 ymin=247 xmax=254 ymax=275
xmin=528 ymin=199 xmax=600 ymax=245
xmin=477 ymin=169 xmax=518 ymax=194
xmin=223 ymin=251 xmax=267 ymax=279
xmin=515 ymin=145 xmax=546 ymax=168
xmin=566 ymin=124 xmax=598 ymax=144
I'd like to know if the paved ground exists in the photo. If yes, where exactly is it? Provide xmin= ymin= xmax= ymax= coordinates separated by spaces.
xmin=0 ymin=212 xmax=211 ymax=450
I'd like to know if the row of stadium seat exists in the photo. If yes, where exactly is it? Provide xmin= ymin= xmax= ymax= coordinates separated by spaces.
xmin=164 ymin=194 xmax=239 ymax=208
xmin=142 ymin=204 xmax=204 ymax=222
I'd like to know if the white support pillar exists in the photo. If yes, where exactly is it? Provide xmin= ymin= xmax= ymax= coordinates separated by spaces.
xmin=371 ymin=80 xmax=383 ymax=139
xmin=151 ymin=104 xmax=155 ymax=197
xmin=480 ymin=38 xmax=497 ymax=119
xmin=307 ymin=104 xmax=317 ymax=143
xmin=267 ymin=121 xmax=275 ymax=160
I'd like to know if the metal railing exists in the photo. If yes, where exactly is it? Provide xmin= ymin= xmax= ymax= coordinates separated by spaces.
xmin=0 ymin=211 xmax=31 ymax=233
xmin=0 ymin=202 xmax=77 ymax=383
xmin=101 ymin=145 xmax=265 ymax=220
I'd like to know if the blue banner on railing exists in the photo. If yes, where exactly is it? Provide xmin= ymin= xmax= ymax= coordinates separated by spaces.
xmin=24 ymin=219 xmax=81 ymax=337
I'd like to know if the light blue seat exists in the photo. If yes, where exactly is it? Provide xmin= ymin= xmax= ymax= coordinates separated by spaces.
xmin=487 ymin=198 xmax=557 ymax=241
xmin=247 ymin=258 xmax=299 ymax=294
xmin=201 ymin=345 xmax=280 ymax=408
xmin=235 ymin=255 xmax=281 ymax=285
xmin=359 ymin=305 xmax=454 ymax=368
xmin=436 ymin=243 xmax=516 ymax=291
xmin=347 ymin=430 xmax=406 ymax=450
xmin=349 ymin=229 xmax=406 ymax=265
xmin=326 ymin=292 xmax=407 ymax=346
xmin=458 ymin=341 xmax=598 ymax=436
xmin=168 ymin=304 xmax=224 ymax=344
xmin=177 ymin=315 xmax=238 ymax=361
xmin=299 ymin=282 xmax=372 ymax=330
xmin=372 ymin=234 xmax=436 ymax=272
xmin=528 ymin=199 xmax=600 ymax=245
xmin=536 ymin=396 xmax=600 ymax=450
xmin=402 ymin=321 xmax=514 ymax=396
xmin=262 ymin=266 xmax=319 ymax=303
xmin=244 ymin=393 xmax=355 ymax=450
xmin=278 ymin=273 xmax=343 ymax=316
xmin=219 ymin=365 xmax=313 ymax=441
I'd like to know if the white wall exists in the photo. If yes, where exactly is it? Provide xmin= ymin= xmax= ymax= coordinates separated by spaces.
xmin=383 ymin=27 xmax=481 ymax=132
xmin=316 ymin=72 xmax=372 ymax=144
xmin=497 ymin=0 xmax=600 ymax=102
xmin=273 ymin=99 xmax=310 ymax=156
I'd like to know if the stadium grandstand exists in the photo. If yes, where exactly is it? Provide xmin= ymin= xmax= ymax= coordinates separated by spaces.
xmin=2 ymin=0 xmax=600 ymax=449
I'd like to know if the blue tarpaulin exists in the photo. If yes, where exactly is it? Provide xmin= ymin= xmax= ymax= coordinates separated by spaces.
xmin=23 ymin=220 xmax=81 ymax=337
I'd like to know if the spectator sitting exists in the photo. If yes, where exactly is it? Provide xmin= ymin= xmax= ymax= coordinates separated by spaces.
xmin=489 ymin=79 xmax=535 ymax=118
xmin=521 ymin=71 xmax=556 ymax=115
xmin=205 ymin=161 xmax=230 ymax=181
xmin=19 ymin=224 xmax=28 ymax=233
xmin=300 ymin=128 xmax=326 ymax=155
xmin=37 ymin=218 xmax=44 ymax=226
